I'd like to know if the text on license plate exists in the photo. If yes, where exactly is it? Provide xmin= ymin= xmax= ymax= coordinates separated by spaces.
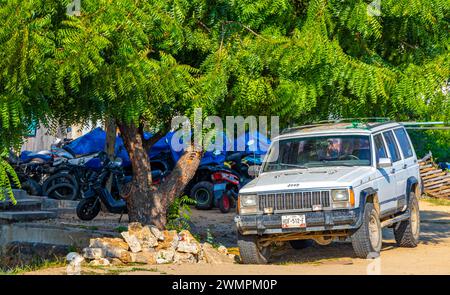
xmin=281 ymin=214 xmax=306 ymax=228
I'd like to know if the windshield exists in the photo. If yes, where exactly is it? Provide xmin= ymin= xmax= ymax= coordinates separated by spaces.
xmin=262 ymin=135 xmax=372 ymax=172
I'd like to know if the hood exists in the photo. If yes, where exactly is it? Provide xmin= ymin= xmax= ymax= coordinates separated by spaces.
xmin=240 ymin=166 xmax=373 ymax=193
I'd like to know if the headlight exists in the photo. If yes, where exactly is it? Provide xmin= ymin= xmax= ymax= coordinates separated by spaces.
xmin=331 ymin=189 xmax=355 ymax=209
xmin=331 ymin=189 xmax=349 ymax=202
xmin=239 ymin=194 xmax=257 ymax=214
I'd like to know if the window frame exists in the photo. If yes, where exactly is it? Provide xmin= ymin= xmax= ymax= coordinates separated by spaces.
xmin=373 ymin=133 xmax=388 ymax=163
xmin=382 ymin=129 xmax=403 ymax=163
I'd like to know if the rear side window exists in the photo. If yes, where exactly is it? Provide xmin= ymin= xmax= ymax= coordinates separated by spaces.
xmin=394 ymin=128 xmax=413 ymax=158
xmin=374 ymin=134 xmax=387 ymax=161
xmin=383 ymin=130 xmax=401 ymax=162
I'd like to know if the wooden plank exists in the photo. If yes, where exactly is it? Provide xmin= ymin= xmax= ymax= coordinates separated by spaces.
xmin=426 ymin=185 xmax=450 ymax=193
xmin=422 ymin=172 xmax=446 ymax=180
xmin=424 ymin=175 xmax=450 ymax=184
xmin=419 ymin=164 xmax=433 ymax=170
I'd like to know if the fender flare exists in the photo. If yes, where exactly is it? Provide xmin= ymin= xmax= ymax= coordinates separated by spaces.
xmin=358 ymin=187 xmax=378 ymax=208
xmin=406 ymin=176 xmax=419 ymax=201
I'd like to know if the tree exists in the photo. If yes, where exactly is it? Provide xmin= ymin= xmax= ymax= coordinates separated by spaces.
xmin=46 ymin=0 xmax=208 ymax=228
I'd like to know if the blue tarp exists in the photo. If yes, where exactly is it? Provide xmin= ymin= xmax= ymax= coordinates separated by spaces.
xmin=234 ymin=130 xmax=271 ymax=155
xmin=63 ymin=128 xmax=271 ymax=168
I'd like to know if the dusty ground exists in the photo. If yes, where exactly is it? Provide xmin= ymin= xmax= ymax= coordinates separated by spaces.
xmin=24 ymin=199 xmax=450 ymax=275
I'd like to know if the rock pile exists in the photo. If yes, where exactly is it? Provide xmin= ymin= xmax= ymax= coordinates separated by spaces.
xmin=80 ymin=223 xmax=235 ymax=266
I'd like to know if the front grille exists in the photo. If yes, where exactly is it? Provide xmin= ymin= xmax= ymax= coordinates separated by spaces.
xmin=258 ymin=190 xmax=331 ymax=212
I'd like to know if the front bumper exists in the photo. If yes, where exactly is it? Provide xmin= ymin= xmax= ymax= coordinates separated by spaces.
xmin=235 ymin=209 xmax=361 ymax=235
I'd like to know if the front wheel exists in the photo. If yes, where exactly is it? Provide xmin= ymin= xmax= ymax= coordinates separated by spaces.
xmin=237 ymin=233 xmax=271 ymax=264
xmin=191 ymin=181 xmax=214 ymax=210
xmin=351 ymin=202 xmax=382 ymax=258
xmin=394 ymin=192 xmax=420 ymax=247
xmin=76 ymin=198 xmax=101 ymax=221
xmin=218 ymin=195 xmax=231 ymax=213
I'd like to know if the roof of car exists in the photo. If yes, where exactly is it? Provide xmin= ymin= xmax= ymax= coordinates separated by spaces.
xmin=276 ymin=121 xmax=402 ymax=141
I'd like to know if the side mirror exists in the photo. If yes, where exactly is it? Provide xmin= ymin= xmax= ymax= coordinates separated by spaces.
xmin=247 ymin=165 xmax=260 ymax=178
xmin=377 ymin=157 xmax=392 ymax=168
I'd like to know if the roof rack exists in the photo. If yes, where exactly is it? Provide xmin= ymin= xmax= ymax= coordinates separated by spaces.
xmin=281 ymin=117 xmax=392 ymax=134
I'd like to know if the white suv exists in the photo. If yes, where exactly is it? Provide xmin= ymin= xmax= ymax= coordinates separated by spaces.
xmin=235 ymin=120 xmax=421 ymax=264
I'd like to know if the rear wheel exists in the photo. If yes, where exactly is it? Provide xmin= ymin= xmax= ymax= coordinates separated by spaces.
xmin=289 ymin=239 xmax=314 ymax=250
xmin=21 ymin=179 xmax=42 ymax=196
xmin=394 ymin=192 xmax=420 ymax=247
xmin=237 ymin=233 xmax=271 ymax=264
xmin=46 ymin=183 xmax=78 ymax=200
xmin=76 ymin=198 xmax=101 ymax=221
xmin=191 ymin=181 xmax=214 ymax=210
xmin=351 ymin=202 xmax=382 ymax=258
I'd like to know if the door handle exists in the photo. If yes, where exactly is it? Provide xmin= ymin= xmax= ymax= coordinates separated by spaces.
xmin=391 ymin=168 xmax=396 ymax=174
xmin=403 ymin=164 xmax=407 ymax=169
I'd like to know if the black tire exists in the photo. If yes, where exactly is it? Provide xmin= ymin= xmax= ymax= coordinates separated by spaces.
xmin=289 ymin=239 xmax=314 ymax=250
xmin=237 ymin=233 xmax=271 ymax=264
xmin=191 ymin=181 xmax=214 ymax=210
xmin=218 ymin=195 xmax=231 ymax=213
xmin=394 ymin=192 xmax=420 ymax=247
xmin=351 ymin=202 xmax=382 ymax=258
xmin=43 ymin=173 xmax=80 ymax=199
xmin=46 ymin=183 xmax=78 ymax=200
xmin=76 ymin=198 xmax=101 ymax=221
xmin=21 ymin=179 xmax=43 ymax=196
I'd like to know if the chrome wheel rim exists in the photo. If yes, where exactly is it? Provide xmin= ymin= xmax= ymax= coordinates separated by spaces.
xmin=411 ymin=203 xmax=420 ymax=239
xmin=369 ymin=214 xmax=380 ymax=249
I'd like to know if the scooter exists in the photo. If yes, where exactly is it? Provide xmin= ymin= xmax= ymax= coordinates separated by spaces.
xmin=76 ymin=158 xmax=165 ymax=221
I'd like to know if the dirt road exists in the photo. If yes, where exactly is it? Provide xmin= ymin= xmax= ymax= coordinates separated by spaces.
xmin=26 ymin=199 xmax=450 ymax=275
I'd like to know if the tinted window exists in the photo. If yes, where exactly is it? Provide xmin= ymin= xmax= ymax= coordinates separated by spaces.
xmin=394 ymin=128 xmax=413 ymax=158
xmin=383 ymin=131 xmax=401 ymax=162
xmin=374 ymin=134 xmax=387 ymax=161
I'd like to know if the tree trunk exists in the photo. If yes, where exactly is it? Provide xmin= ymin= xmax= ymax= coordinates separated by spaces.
xmin=118 ymin=122 xmax=201 ymax=229
xmin=105 ymin=117 xmax=116 ymax=192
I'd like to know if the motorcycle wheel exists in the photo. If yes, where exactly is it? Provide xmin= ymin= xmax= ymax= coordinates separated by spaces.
xmin=191 ymin=181 xmax=214 ymax=210
xmin=76 ymin=198 xmax=101 ymax=221
xmin=46 ymin=183 xmax=78 ymax=200
xmin=219 ymin=195 xmax=231 ymax=213
xmin=43 ymin=173 xmax=80 ymax=199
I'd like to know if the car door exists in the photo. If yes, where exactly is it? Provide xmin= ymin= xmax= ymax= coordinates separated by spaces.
xmin=382 ymin=130 xmax=405 ymax=215
xmin=373 ymin=133 xmax=396 ymax=214
xmin=393 ymin=127 xmax=419 ymax=202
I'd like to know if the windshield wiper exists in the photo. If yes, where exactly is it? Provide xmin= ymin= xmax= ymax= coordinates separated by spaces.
xmin=319 ymin=160 xmax=355 ymax=167
xmin=280 ymin=163 xmax=308 ymax=169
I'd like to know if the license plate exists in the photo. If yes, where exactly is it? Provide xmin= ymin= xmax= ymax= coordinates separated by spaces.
xmin=282 ymin=214 xmax=306 ymax=229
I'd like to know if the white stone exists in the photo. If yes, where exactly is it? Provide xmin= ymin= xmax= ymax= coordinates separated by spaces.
xmin=121 ymin=232 xmax=142 ymax=253
xmin=176 ymin=241 xmax=199 ymax=254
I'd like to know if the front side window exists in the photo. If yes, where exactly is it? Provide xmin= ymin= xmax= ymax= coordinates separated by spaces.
xmin=262 ymin=135 xmax=371 ymax=172
xmin=383 ymin=130 xmax=401 ymax=162
xmin=394 ymin=128 xmax=413 ymax=158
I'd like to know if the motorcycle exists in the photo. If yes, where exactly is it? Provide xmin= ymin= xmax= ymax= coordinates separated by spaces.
xmin=211 ymin=169 xmax=240 ymax=213
xmin=76 ymin=158 xmax=166 ymax=221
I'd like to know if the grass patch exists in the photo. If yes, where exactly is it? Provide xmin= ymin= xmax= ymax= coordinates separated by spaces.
xmin=0 ymin=258 xmax=66 ymax=275
xmin=114 ymin=226 xmax=128 ymax=233
xmin=422 ymin=197 xmax=450 ymax=207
